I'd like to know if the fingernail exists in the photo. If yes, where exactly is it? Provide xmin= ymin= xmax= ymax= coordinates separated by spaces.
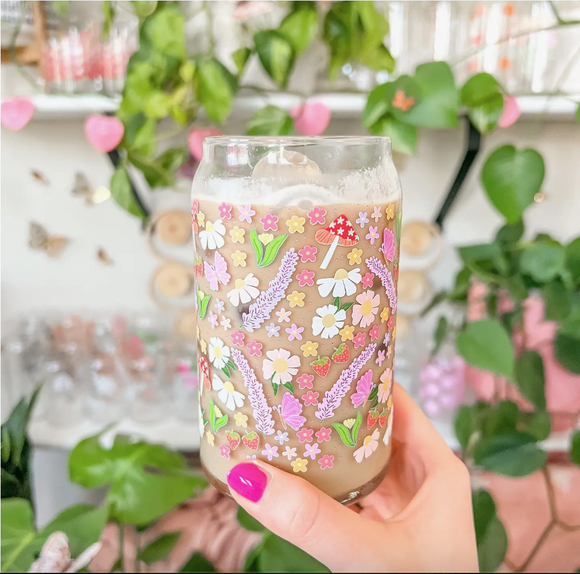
xmin=227 ymin=463 xmax=269 ymax=503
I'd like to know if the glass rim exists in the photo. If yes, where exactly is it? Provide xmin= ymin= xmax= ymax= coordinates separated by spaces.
xmin=203 ymin=135 xmax=392 ymax=148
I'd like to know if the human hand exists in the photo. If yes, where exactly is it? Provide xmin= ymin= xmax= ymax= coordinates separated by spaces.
xmin=227 ymin=384 xmax=478 ymax=572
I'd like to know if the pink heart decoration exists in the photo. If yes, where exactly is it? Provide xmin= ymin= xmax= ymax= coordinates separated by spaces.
xmin=498 ymin=96 xmax=521 ymax=128
xmin=290 ymin=101 xmax=331 ymax=136
xmin=188 ymin=127 xmax=222 ymax=161
xmin=1 ymin=97 xmax=35 ymax=131
xmin=84 ymin=115 xmax=124 ymax=152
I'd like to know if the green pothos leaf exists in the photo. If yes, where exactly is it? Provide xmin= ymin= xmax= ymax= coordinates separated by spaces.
xmin=260 ymin=235 xmax=289 ymax=267
xmin=250 ymin=228 xmax=264 ymax=265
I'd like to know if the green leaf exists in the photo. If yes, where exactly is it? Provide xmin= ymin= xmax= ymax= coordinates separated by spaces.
xmin=110 ymin=166 xmax=147 ymax=220
xmin=138 ymin=532 xmax=181 ymax=564
xmin=158 ymin=147 xmax=188 ymax=172
xmin=254 ymin=30 xmax=295 ymax=88
xmin=514 ymin=350 xmax=546 ymax=410
xmin=456 ymin=319 xmax=514 ymax=378
xmin=433 ymin=316 xmax=448 ymax=355
xmin=521 ymin=242 xmax=565 ymax=284
xmin=215 ymin=414 xmax=228 ymax=433
xmin=360 ymin=44 xmax=395 ymax=73
xmin=198 ymin=295 xmax=210 ymax=319
xmin=363 ymin=83 xmax=391 ymax=129
xmin=554 ymin=328 xmax=580 ymax=374
xmin=481 ymin=145 xmax=545 ymax=223
xmin=279 ymin=7 xmax=318 ymax=56
xmin=247 ymin=106 xmax=293 ymax=136
xmin=369 ymin=115 xmax=417 ymax=155
xmin=194 ymin=56 xmax=237 ymax=124
xmin=69 ymin=432 xmax=206 ymax=526
xmin=454 ymin=405 xmax=476 ymax=452
xmin=518 ymin=411 xmax=551 ymax=441
xmin=257 ymin=533 xmax=330 ymax=573
xmin=143 ymin=6 xmax=185 ymax=59
xmin=403 ymin=62 xmax=459 ymax=129
xmin=352 ymin=412 xmax=363 ymax=445
xmin=51 ymin=1 xmax=70 ymax=18
xmin=331 ymin=422 xmax=355 ymax=447
xmin=333 ymin=296 xmax=341 ymax=308
xmin=461 ymin=73 xmax=504 ymax=134
xmin=131 ymin=117 xmax=157 ymax=155
xmin=341 ymin=302 xmax=353 ymax=311
xmin=565 ymin=237 xmax=580 ymax=284
xmin=482 ymin=401 xmax=519 ymax=438
xmin=469 ymin=93 xmax=504 ymax=134
xmin=506 ymin=274 xmax=528 ymax=303
xmin=495 ymin=220 xmax=524 ymax=246
xmin=283 ymin=382 xmax=295 ymax=394
xmin=128 ymin=150 xmax=174 ymax=189
xmin=272 ymin=382 xmax=280 ymax=396
xmin=237 ymin=507 xmax=266 ymax=532
xmin=180 ymin=552 xmax=216 ymax=573
xmin=145 ymin=91 xmax=173 ymax=119
xmin=131 ymin=1 xmax=157 ymax=19
xmin=472 ymin=490 xmax=507 ymax=573
xmin=232 ymin=47 xmax=252 ymax=76
xmin=101 ymin=1 xmax=115 ymax=41
xmin=250 ymin=228 xmax=264 ymax=265
xmin=322 ymin=7 xmax=350 ymax=80
xmin=571 ymin=430 xmax=580 ymax=467
xmin=474 ymin=432 xmax=547 ymax=477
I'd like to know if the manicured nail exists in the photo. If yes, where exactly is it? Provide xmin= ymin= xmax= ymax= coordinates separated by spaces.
xmin=227 ymin=463 xmax=269 ymax=503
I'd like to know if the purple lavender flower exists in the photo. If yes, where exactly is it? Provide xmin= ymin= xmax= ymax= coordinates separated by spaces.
xmin=315 ymin=344 xmax=377 ymax=420
xmin=242 ymin=248 xmax=299 ymax=332
xmin=231 ymin=348 xmax=275 ymax=436
xmin=366 ymin=257 xmax=397 ymax=314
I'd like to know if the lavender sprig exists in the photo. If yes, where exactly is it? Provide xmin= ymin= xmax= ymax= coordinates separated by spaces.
xmin=242 ymin=248 xmax=298 ymax=332
xmin=231 ymin=348 xmax=275 ymax=436
xmin=366 ymin=257 xmax=397 ymax=314
xmin=315 ymin=344 xmax=377 ymax=420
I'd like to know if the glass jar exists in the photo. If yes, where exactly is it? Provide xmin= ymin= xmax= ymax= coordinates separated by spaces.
xmin=191 ymin=137 xmax=402 ymax=504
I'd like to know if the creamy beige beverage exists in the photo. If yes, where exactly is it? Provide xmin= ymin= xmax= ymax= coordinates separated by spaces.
xmin=192 ymin=138 xmax=401 ymax=503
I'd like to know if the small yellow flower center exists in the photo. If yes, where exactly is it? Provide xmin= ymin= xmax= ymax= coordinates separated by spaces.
xmin=224 ymin=381 xmax=235 ymax=393
xmin=361 ymin=300 xmax=374 ymax=315
xmin=272 ymin=358 xmax=289 ymax=373
xmin=322 ymin=313 xmax=336 ymax=328
xmin=363 ymin=435 xmax=373 ymax=447
xmin=334 ymin=268 xmax=349 ymax=280
xmin=205 ymin=221 xmax=214 ymax=232
xmin=235 ymin=279 xmax=246 ymax=289
xmin=213 ymin=347 xmax=223 ymax=359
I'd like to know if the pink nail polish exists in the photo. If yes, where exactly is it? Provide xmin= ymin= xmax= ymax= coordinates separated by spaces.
xmin=227 ymin=463 xmax=269 ymax=503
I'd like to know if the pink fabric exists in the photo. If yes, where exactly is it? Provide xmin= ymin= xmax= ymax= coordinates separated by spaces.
xmin=465 ymin=284 xmax=580 ymax=431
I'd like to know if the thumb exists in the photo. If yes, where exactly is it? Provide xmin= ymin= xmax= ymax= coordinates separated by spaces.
xmin=227 ymin=461 xmax=382 ymax=572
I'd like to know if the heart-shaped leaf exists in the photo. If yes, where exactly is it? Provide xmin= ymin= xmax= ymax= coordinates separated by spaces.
xmin=110 ymin=166 xmax=147 ymax=220
xmin=472 ymin=490 xmax=508 ymax=573
xmin=369 ymin=115 xmax=417 ymax=155
xmin=279 ymin=6 xmax=318 ymax=55
xmin=194 ymin=57 xmax=237 ymax=124
xmin=254 ymin=30 xmax=295 ymax=88
xmin=247 ymin=106 xmax=293 ymax=136
xmin=481 ymin=145 xmax=545 ymax=223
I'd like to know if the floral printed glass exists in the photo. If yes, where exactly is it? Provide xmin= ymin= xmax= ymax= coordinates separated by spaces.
xmin=192 ymin=137 xmax=402 ymax=504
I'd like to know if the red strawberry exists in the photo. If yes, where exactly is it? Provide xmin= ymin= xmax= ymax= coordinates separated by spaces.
xmin=310 ymin=356 xmax=331 ymax=377
xmin=226 ymin=430 xmax=241 ymax=450
xmin=379 ymin=408 xmax=388 ymax=428
xmin=195 ymin=256 xmax=204 ymax=277
xmin=331 ymin=343 xmax=349 ymax=363
xmin=198 ymin=356 xmax=210 ymax=390
xmin=242 ymin=431 xmax=259 ymax=450
xmin=367 ymin=409 xmax=379 ymax=429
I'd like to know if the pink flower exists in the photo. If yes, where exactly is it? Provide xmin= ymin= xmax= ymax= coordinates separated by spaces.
xmin=376 ymin=349 xmax=386 ymax=366
xmin=297 ymin=373 xmax=314 ymax=389
xmin=307 ymin=206 xmax=326 ymax=226
xmin=306 ymin=207 xmax=326 ymax=225
xmin=296 ymin=269 xmax=315 ymax=287
xmin=286 ymin=323 xmax=304 ymax=342
xmin=298 ymin=245 xmax=317 ymax=263
xmin=219 ymin=445 xmax=230 ymax=459
xmin=388 ymin=315 xmax=395 ymax=331
xmin=353 ymin=332 xmax=366 ymax=349
xmin=208 ymin=312 xmax=219 ymax=328
xmin=296 ymin=428 xmax=313 ymax=443
xmin=319 ymin=454 xmax=334 ymax=470
xmin=188 ymin=127 xmax=221 ymax=161
xmin=371 ymin=206 xmax=382 ymax=222
xmin=369 ymin=325 xmax=381 ymax=341
xmin=302 ymin=391 xmax=319 ymax=406
xmin=290 ymin=101 xmax=331 ymax=136
xmin=230 ymin=331 xmax=245 ymax=346
xmin=366 ymin=225 xmax=380 ymax=245
xmin=192 ymin=199 xmax=199 ymax=216
xmin=315 ymin=427 xmax=332 ymax=442
xmin=247 ymin=340 xmax=263 ymax=356
xmin=238 ymin=204 xmax=255 ymax=224
xmin=362 ymin=272 xmax=375 ymax=289
xmin=260 ymin=213 xmax=279 ymax=231
xmin=352 ymin=290 xmax=380 ymax=328
xmin=303 ymin=442 xmax=321 ymax=460
xmin=218 ymin=202 xmax=232 ymax=219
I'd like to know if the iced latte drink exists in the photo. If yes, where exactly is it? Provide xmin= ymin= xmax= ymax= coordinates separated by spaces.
xmin=192 ymin=137 xmax=401 ymax=504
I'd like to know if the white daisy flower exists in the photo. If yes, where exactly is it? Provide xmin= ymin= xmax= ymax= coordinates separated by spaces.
xmin=199 ymin=219 xmax=226 ymax=250
xmin=212 ymin=373 xmax=245 ymax=411
xmin=227 ymin=273 xmax=260 ymax=306
xmin=317 ymin=268 xmax=362 ymax=298
xmin=262 ymin=348 xmax=300 ymax=385
xmin=208 ymin=337 xmax=230 ymax=369
xmin=312 ymin=304 xmax=346 ymax=339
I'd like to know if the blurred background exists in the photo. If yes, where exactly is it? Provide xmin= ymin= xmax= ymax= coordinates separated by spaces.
xmin=1 ymin=1 xmax=579 ymax=572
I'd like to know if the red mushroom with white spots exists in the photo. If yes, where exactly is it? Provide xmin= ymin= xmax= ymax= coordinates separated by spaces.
xmin=315 ymin=214 xmax=360 ymax=270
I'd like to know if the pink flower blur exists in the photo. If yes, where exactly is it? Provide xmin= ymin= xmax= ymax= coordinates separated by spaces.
xmin=290 ymin=101 xmax=331 ymax=136
xmin=188 ymin=127 xmax=222 ymax=161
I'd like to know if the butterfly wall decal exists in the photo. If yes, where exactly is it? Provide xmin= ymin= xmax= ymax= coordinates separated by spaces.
xmin=28 ymin=222 xmax=69 ymax=258
xmin=72 ymin=172 xmax=111 ymax=206
xmin=275 ymin=392 xmax=306 ymax=431
xmin=31 ymin=170 xmax=49 ymax=185
xmin=204 ymin=252 xmax=231 ymax=291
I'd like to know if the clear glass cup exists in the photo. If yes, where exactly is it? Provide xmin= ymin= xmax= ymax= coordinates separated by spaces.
xmin=192 ymin=136 xmax=401 ymax=504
